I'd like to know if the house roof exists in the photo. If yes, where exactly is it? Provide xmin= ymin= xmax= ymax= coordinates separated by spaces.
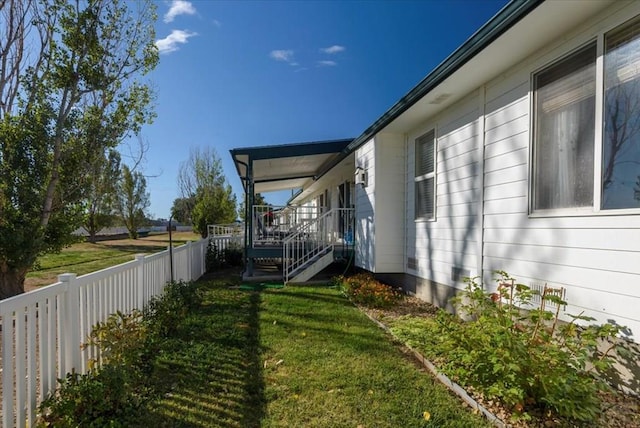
xmin=230 ymin=139 xmax=353 ymax=194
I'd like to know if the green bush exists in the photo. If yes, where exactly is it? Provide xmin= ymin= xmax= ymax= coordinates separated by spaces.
xmin=206 ymin=240 xmax=244 ymax=271
xmin=144 ymin=280 xmax=201 ymax=336
xmin=37 ymin=365 xmax=143 ymax=428
xmin=83 ymin=310 xmax=148 ymax=369
xmin=392 ymin=271 xmax=623 ymax=423
xmin=39 ymin=280 xmax=201 ymax=426
xmin=336 ymin=272 xmax=403 ymax=309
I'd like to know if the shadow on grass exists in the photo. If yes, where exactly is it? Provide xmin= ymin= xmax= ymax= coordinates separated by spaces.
xmin=99 ymin=244 xmax=168 ymax=253
xmin=134 ymin=282 xmax=266 ymax=427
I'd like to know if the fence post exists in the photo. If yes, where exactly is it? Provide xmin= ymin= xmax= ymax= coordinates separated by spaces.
xmin=185 ymin=241 xmax=192 ymax=280
xmin=60 ymin=273 xmax=80 ymax=375
xmin=135 ymin=254 xmax=146 ymax=309
xmin=168 ymin=245 xmax=174 ymax=283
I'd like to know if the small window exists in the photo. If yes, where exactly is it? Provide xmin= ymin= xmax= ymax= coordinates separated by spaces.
xmin=532 ymin=43 xmax=596 ymax=211
xmin=415 ymin=130 xmax=436 ymax=220
xmin=602 ymin=16 xmax=640 ymax=209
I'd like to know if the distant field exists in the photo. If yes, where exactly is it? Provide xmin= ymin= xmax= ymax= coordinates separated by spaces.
xmin=25 ymin=231 xmax=203 ymax=290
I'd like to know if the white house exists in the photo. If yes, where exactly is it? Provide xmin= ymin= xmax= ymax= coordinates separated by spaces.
xmin=229 ymin=0 xmax=640 ymax=343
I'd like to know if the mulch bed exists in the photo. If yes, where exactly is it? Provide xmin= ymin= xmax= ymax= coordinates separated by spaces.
xmin=361 ymin=295 xmax=640 ymax=428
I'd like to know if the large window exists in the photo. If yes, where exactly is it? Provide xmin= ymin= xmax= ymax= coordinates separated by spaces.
xmin=532 ymin=44 xmax=596 ymax=210
xmin=415 ymin=129 xmax=436 ymax=220
xmin=602 ymin=16 xmax=640 ymax=209
xmin=532 ymin=15 xmax=640 ymax=213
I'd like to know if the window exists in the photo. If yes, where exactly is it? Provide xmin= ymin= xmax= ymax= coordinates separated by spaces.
xmin=532 ymin=15 xmax=640 ymax=213
xmin=415 ymin=129 xmax=436 ymax=220
xmin=532 ymin=44 xmax=596 ymax=211
xmin=602 ymin=16 xmax=640 ymax=209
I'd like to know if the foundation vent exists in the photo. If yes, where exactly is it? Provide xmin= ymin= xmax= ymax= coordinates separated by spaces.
xmin=451 ymin=267 xmax=470 ymax=283
xmin=529 ymin=281 xmax=566 ymax=311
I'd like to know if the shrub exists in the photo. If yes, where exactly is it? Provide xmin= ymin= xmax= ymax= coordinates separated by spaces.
xmin=39 ymin=280 xmax=202 ymax=426
xmin=336 ymin=272 xmax=403 ymax=309
xmin=38 ymin=365 xmax=143 ymax=428
xmin=206 ymin=240 xmax=244 ymax=271
xmin=144 ymin=280 xmax=201 ymax=336
xmin=394 ymin=271 xmax=624 ymax=423
xmin=83 ymin=310 xmax=148 ymax=370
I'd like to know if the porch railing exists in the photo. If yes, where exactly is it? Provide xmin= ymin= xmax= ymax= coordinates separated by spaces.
xmin=283 ymin=208 xmax=354 ymax=283
xmin=252 ymin=205 xmax=324 ymax=245
xmin=208 ymin=223 xmax=244 ymax=253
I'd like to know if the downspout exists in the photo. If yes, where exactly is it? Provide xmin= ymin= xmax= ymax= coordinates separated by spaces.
xmin=477 ymin=84 xmax=487 ymax=287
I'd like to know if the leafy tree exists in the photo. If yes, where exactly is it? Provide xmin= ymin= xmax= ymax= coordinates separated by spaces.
xmin=238 ymin=192 xmax=267 ymax=222
xmin=170 ymin=196 xmax=195 ymax=225
xmin=84 ymin=150 xmax=121 ymax=242
xmin=177 ymin=148 xmax=237 ymax=238
xmin=115 ymin=165 xmax=150 ymax=240
xmin=0 ymin=0 xmax=157 ymax=298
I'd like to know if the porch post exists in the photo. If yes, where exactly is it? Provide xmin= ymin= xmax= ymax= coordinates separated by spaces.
xmin=247 ymin=157 xmax=254 ymax=276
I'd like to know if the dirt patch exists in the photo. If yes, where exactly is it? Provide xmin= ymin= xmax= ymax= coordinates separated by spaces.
xmin=361 ymin=297 xmax=640 ymax=428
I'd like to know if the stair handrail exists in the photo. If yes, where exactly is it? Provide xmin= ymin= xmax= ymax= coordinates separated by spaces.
xmin=283 ymin=208 xmax=354 ymax=283
xmin=282 ymin=208 xmax=336 ymax=283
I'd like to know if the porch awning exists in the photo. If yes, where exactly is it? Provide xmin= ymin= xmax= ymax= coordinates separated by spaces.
xmin=230 ymin=139 xmax=353 ymax=193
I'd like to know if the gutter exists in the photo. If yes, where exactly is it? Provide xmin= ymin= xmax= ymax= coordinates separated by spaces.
xmin=315 ymin=0 xmax=544 ymax=180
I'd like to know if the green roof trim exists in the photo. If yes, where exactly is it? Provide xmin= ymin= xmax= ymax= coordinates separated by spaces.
xmin=316 ymin=0 xmax=544 ymax=179
xmin=230 ymin=138 xmax=353 ymax=161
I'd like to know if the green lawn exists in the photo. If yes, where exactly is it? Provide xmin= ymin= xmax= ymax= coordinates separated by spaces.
xmin=26 ymin=232 xmax=201 ymax=288
xmin=133 ymin=276 xmax=490 ymax=427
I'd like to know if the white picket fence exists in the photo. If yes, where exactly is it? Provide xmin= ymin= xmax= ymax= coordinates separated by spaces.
xmin=0 ymin=239 xmax=207 ymax=428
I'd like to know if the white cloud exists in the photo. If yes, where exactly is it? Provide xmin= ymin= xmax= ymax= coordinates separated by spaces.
xmin=212 ymin=19 xmax=221 ymax=28
xmin=269 ymin=49 xmax=295 ymax=63
xmin=156 ymin=30 xmax=197 ymax=54
xmin=164 ymin=0 xmax=196 ymax=23
xmin=320 ymin=45 xmax=345 ymax=54
xmin=317 ymin=60 xmax=337 ymax=67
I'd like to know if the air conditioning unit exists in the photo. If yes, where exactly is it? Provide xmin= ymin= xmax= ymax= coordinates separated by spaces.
xmin=354 ymin=166 xmax=368 ymax=187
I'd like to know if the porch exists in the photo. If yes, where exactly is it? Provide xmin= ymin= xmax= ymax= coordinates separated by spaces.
xmin=227 ymin=139 xmax=357 ymax=283
xmin=208 ymin=204 xmax=355 ymax=283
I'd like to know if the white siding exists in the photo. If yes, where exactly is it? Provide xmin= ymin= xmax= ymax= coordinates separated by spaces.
xmin=380 ymin=0 xmax=640 ymax=340
xmin=372 ymin=133 xmax=406 ymax=272
xmin=355 ymin=139 xmax=375 ymax=271
xmin=406 ymin=93 xmax=481 ymax=289
xmin=480 ymin=3 xmax=640 ymax=339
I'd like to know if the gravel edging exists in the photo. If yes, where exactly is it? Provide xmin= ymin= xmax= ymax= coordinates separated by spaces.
xmin=360 ymin=310 xmax=507 ymax=428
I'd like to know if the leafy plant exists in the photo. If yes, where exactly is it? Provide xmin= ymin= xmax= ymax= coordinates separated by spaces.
xmin=336 ymin=272 xmax=403 ymax=309
xmin=206 ymin=240 xmax=244 ymax=271
xmin=37 ymin=365 xmax=143 ymax=428
xmin=144 ymin=280 xmax=201 ymax=336
xmin=392 ymin=271 xmax=624 ymax=423
xmin=83 ymin=310 xmax=148 ymax=370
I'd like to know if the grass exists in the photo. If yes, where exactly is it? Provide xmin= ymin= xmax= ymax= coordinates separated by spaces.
xmin=26 ymin=231 xmax=202 ymax=288
xmin=130 ymin=274 xmax=490 ymax=427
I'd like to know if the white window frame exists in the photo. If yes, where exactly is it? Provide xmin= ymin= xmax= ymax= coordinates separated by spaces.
xmin=414 ymin=129 xmax=437 ymax=221
xmin=530 ymin=14 xmax=640 ymax=217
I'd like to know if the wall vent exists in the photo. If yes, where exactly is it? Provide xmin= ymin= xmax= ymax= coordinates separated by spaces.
xmin=407 ymin=257 xmax=417 ymax=270
xmin=451 ymin=266 xmax=470 ymax=283
xmin=529 ymin=281 xmax=566 ymax=311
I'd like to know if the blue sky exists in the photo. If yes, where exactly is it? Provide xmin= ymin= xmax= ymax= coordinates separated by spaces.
xmin=143 ymin=0 xmax=509 ymax=219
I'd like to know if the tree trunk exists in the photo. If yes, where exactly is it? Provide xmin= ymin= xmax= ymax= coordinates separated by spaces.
xmin=0 ymin=262 xmax=27 ymax=299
